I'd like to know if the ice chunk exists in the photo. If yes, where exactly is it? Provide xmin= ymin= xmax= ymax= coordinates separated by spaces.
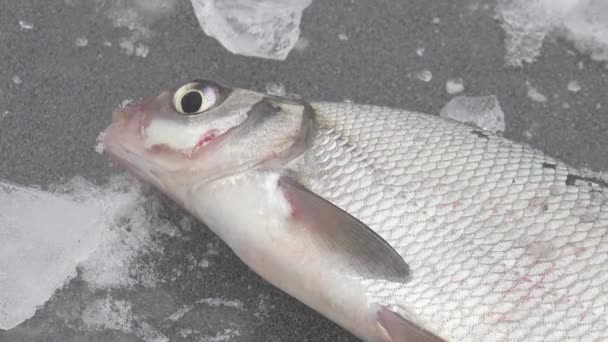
xmin=265 ymin=82 xmax=285 ymax=97
xmin=0 ymin=175 xmax=164 ymax=329
xmin=445 ymin=78 xmax=465 ymax=94
xmin=416 ymin=47 xmax=425 ymax=56
xmin=119 ymin=38 xmax=135 ymax=56
xmin=95 ymin=132 xmax=106 ymax=155
xmin=12 ymin=75 xmax=22 ymax=85
xmin=526 ymin=82 xmax=548 ymax=102
xmin=120 ymin=98 xmax=135 ymax=108
xmin=338 ymin=33 xmax=349 ymax=41
xmin=18 ymin=20 xmax=34 ymax=30
xmin=567 ymin=80 xmax=581 ymax=92
xmin=414 ymin=69 xmax=433 ymax=82
xmin=189 ymin=0 xmax=313 ymax=60
xmin=440 ymin=95 xmax=506 ymax=133
xmin=0 ymin=180 xmax=107 ymax=329
xmin=75 ymin=36 xmax=88 ymax=47
xmin=496 ymin=0 xmax=608 ymax=66
xmin=135 ymin=43 xmax=150 ymax=58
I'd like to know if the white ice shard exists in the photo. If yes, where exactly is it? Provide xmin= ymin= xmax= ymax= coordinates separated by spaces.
xmin=0 ymin=180 xmax=107 ymax=329
xmin=18 ymin=20 xmax=34 ymax=30
xmin=0 ymin=176 xmax=164 ymax=329
xmin=496 ymin=0 xmax=608 ymax=66
xmin=414 ymin=69 xmax=433 ymax=83
xmin=445 ymin=78 xmax=465 ymax=95
xmin=526 ymin=82 xmax=549 ymax=103
xmin=265 ymin=81 xmax=286 ymax=96
xmin=440 ymin=95 xmax=506 ymax=133
xmin=189 ymin=0 xmax=313 ymax=60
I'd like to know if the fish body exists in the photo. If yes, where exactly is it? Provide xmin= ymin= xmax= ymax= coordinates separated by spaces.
xmin=101 ymin=80 xmax=608 ymax=342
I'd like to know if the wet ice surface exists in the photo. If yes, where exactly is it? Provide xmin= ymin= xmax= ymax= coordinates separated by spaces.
xmin=440 ymin=95 xmax=506 ymax=133
xmin=0 ymin=176 xmax=271 ymax=341
xmin=496 ymin=0 xmax=608 ymax=66
xmin=189 ymin=0 xmax=313 ymax=60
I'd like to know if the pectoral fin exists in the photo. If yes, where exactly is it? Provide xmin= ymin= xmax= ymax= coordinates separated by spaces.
xmin=278 ymin=176 xmax=411 ymax=283
xmin=376 ymin=306 xmax=446 ymax=342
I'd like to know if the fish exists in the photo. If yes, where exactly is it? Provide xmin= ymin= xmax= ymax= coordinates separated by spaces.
xmin=100 ymin=79 xmax=608 ymax=342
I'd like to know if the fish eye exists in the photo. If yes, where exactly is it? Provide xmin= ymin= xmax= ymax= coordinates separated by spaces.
xmin=173 ymin=81 xmax=222 ymax=115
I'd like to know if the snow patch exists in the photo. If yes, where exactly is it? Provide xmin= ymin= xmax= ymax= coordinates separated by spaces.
xmin=496 ymin=0 xmax=608 ymax=66
xmin=82 ymin=296 xmax=134 ymax=332
xmin=98 ymin=0 xmax=177 ymax=58
xmin=80 ymin=295 xmax=169 ymax=342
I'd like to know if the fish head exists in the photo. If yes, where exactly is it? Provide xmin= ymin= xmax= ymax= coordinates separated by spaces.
xmin=100 ymin=79 xmax=312 ymax=201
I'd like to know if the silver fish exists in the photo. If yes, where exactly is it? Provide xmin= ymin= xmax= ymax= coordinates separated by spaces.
xmin=100 ymin=79 xmax=608 ymax=342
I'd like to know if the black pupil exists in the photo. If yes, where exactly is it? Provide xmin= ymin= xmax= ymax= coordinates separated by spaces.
xmin=181 ymin=91 xmax=203 ymax=114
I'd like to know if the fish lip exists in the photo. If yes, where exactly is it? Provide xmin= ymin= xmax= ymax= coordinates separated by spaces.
xmin=101 ymin=134 xmax=163 ymax=184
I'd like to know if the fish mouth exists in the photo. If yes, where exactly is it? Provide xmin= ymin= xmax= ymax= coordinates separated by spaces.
xmin=100 ymin=116 xmax=161 ymax=184
xmin=100 ymin=97 xmax=172 ymax=178
xmin=99 ymin=98 xmax=218 ymax=186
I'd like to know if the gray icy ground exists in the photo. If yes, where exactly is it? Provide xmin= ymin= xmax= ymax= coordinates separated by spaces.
xmin=0 ymin=0 xmax=607 ymax=341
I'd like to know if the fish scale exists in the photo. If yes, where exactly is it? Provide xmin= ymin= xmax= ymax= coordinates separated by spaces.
xmin=292 ymin=101 xmax=608 ymax=341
